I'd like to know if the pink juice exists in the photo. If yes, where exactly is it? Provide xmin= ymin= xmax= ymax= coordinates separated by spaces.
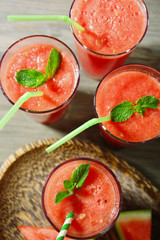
xmin=95 ymin=64 xmax=160 ymax=146
xmin=0 ymin=35 xmax=80 ymax=124
xmin=42 ymin=158 xmax=122 ymax=239
xmin=5 ymin=45 xmax=76 ymax=111
xmin=70 ymin=0 xmax=148 ymax=80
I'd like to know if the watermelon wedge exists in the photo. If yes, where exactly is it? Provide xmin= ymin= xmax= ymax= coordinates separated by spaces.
xmin=115 ymin=210 xmax=152 ymax=240
xmin=18 ymin=226 xmax=72 ymax=240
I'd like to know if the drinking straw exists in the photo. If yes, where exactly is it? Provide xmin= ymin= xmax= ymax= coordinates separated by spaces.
xmin=0 ymin=91 xmax=43 ymax=131
xmin=8 ymin=15 xmax=85 ymax=32
xmin=46 ymin=116 xmax=111 ymax=153
xmin=56 ymin=212 xmax=74 ymax=240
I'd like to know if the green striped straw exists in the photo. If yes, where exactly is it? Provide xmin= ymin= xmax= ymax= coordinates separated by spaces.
xmin=56 ymin=212 xmax=74 ymax=240
xmin=0 ymin=91 xmax=43 ymax=131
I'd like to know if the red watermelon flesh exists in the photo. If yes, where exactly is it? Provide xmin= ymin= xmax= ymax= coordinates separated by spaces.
xmin=115 ymin=210 xmax=152 ymax=240
xmin=18 ymin=226 xmax=72 ymax=240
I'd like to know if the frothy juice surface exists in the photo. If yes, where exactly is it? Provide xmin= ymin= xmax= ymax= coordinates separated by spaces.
xmin=71 ymin=0 xmax=147 ymax=54
xmin=96 ymin=71 xmax=160 ymax=142
xmin=4 ymin=44 xmax=77 ymax=111
xmin=43 ymin=159 xmax=121 ymax=238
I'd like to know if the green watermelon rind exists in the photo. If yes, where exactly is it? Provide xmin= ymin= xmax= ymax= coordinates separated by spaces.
xmin=115 ymin=210 xmax=151 ymax=240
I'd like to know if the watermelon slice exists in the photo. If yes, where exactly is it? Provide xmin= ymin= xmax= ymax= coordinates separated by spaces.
xmin=115 ymin=210 xmax=152 ymax=240
xmin=18 ymin=226 xmax=72 ymax=240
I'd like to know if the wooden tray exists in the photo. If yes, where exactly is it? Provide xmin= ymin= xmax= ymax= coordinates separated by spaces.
xmin=0 ymin=138 xmax=160 ymax=240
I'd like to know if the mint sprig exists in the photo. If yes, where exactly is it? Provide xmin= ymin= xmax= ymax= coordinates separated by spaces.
xmin=15 ymin=48 xmax=61 ymax=88
xmin=55 ymin=164 xmax=90 ymax=204
xmin=111 ymin=95 xmax=159 ymax=122
xmin=135 ymin=96 xmax=159 ymax=116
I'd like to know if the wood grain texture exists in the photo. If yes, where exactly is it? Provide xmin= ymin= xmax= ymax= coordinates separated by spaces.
xmin=0 ymin=139 xmax=159 ymax=239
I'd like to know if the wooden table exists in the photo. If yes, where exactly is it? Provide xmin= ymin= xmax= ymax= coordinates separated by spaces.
xmin=0 ymin=0 xmax=160 ymax=195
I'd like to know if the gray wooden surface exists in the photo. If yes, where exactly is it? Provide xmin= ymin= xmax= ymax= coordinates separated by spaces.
xmin=0 ymin=0 xmax=160 ymax=192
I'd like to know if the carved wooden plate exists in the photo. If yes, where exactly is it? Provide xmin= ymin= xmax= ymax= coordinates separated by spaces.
xmin=0 ymin=138 xmax=160 ymax=240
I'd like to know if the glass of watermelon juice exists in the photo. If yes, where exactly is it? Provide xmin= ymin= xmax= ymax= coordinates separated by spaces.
xmin=42 ymin=158 xmax=122 ymax=239
xmin=0 ymin=35 xmax=80 ymax=124
xmin=94 ymin=64 xmax=160 ymax=147
xmin=69 ymin=0 xmax=148 ymax=80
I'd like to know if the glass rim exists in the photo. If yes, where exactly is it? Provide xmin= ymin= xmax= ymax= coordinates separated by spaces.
xmin=0 ymin=34 xmax=80 ymax=115
xmin=94 ymin=63 xmax=160 ymax=145
xmin=69 ymin=0 xmax=149 ymax=57
xmin=41 ymin=157 xmax=122 ymax=239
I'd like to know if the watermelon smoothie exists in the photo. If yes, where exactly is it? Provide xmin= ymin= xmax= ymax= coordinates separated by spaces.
xmin=94 ymin=64 xmax=160 ymax=147
xmin=0 ymin=35 xmax=80 ymax=124
xmin=70 ymin=0 xmax=148 ymax=80
xmin=42 ymin=158 xmax=122 ymax=239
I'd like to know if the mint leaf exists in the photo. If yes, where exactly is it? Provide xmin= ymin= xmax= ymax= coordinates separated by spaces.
xmin=135 ymin=96 xmax=159 ymax=116
xmin=63 ymin=180 xmax=76 ymax=191
xmin=16 ymin=48 xmax=61 ymax=88
xmin=110 ymin=95 xmax=159 ymax=121
xmin=110 ymin=101 xmax=135 ymax=122
xmin=15 ymin=69 xmax=47 ymax=88
xmin=71 ymin=164 xmax=90 ymax=189
xmin=55 ymin=190 xmax=73 ymax=204
xmin=45 ymin=48 xmax=61 ymax=79
xmin=55 ymin=164 xmax=90 ymax=204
